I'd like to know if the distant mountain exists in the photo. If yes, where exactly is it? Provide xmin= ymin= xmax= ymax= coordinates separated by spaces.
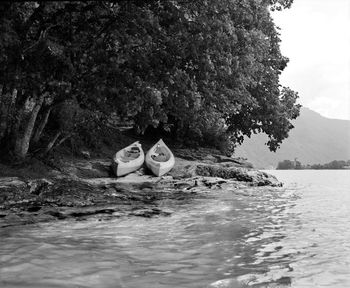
xmin=234 ymin=107 xmax=350 ymax=169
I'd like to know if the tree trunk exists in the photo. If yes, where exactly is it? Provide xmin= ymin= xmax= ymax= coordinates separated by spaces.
xmin=0 ymin=95 xmax=8 ymax=141
xmin=32 ymin=106 xmax=52 ymax=144
xmin=0 ymin=88 xmax=17 ymax=141
xmin=0 ymin=85 xmax=3 ymax=106
xmin=42 ymin=131 xmax=61 ymax=155
xmin=56 ymin=133 xmax=73 ymax=147
xmin=14 ymin=93 xmax=45 ymax=159
xmin=0 ymin=85 xmax=3 ymax=142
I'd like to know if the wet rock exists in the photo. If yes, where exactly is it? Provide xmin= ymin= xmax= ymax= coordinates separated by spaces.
xmin=195 ymin=164 xmax=281 ymax=186
xmin=27 ymin=206 xmax=42 ymax=212
xmin=174 ymin=181 xmax=194 ymax=189
xmin=201 ymin=178 xmax=228 ymax=189
xmin=68 ymin=208 xmax=116 ymax=218
xmin=80 ymin=150 xmax=91 ymax=159
xmin=0 ymin=177 xmax=26 ymax=188
xmin=1 ymin=213 xmax=23 ymax=227
xmin=196 ymin=164 xmax=249 ymax=180
xmin=27 ymin=179 xmax=53 ymax=195
xmin=130 ymin=208 xmax=171 ymax=218
xmin=0 ymin=149 xmax=282 ymax=227
xmin=209 ymin=278 xmax=244 ymax=288
xmin=246 ymin=170 xmax=282 ymax=187
xmin=43 ymin=209 xmax=67 ymax=220
xmin=35 ymin=213 xmax=57 ymax=223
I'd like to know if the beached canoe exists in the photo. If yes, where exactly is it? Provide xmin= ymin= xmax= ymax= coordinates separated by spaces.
xmin=112 ymin=141 xmax=145 ymax=177
xmin=145 ymin=139 xmax=175 ymax=176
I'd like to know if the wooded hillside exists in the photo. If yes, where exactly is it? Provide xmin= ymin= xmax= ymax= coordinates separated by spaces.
xmin=235 ymin=108 xmax=350 ymax=168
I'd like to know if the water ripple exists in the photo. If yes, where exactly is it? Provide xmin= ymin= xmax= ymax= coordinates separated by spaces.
xmin=1 ymin=170 xmax=350 ymax=287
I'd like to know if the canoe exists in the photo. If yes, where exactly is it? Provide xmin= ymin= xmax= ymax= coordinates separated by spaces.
xmin=112 ymin=141 xmax=145 ymax=177
xmin=145 ymin=139 xmax=175 ymax=176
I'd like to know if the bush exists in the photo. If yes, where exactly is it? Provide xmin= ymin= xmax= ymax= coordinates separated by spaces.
xmin=184 ymin=111 xmax=234 ymax=155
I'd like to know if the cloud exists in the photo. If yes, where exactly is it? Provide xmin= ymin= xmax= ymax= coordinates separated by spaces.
xmin=306 ymin=96 xmax=350 ymax=120
xmin=272 ymin=0 xmax=350 ymax=120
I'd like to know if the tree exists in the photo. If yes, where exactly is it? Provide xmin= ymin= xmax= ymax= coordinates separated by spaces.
xmin=0 ymin=0 xmax=300 ymax=160
xmin=277 ymin=160 xmax=294 ymax=170
xmin=0 ymin=2 xmax=74 ymax=158
xmin=0 ymin=2 xmax=119 ymax=158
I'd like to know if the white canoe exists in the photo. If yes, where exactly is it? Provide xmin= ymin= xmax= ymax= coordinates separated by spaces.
xmin=145 ymin=139 xmax=175 ymax=176
xmin=112 ymin=141 xmax=145 ymax=177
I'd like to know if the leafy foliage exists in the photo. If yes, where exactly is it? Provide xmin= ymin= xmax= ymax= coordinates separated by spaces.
xmin=0 ymin=0 xmax=300 ymax=159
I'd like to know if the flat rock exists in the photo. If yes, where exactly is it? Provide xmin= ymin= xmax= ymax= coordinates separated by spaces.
xmin=0 ymin=177 xmax=26 ymax=188
xmin=0 ymin=151 xmax=281 ymax=227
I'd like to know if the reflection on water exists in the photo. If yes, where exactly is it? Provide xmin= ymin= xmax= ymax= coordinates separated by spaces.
xmin=1 ymin=170 xmax=350 ymax=288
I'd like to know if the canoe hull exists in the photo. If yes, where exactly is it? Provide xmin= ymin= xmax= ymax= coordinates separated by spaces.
xmin=112 ymin=142 xmax=145 ymax=177
xmin=145 ymin=139 xmax=175 ymax=176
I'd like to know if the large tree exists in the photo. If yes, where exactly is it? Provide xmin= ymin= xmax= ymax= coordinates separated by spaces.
xmin=0 ymin=0 xmax=300 ymax=159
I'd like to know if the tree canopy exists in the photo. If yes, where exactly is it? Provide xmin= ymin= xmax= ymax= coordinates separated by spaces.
xmin=0 ymin=0 xmax=300 ymax=159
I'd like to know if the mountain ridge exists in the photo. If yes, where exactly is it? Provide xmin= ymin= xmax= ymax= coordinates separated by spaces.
xmin=234 ymin=107 xmax=350 ymax=169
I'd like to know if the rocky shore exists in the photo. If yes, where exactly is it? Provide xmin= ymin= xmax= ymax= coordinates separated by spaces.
xmin=0 ymin=148 xmax=281 ymax=228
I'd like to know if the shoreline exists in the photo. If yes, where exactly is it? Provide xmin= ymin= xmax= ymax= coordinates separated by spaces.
xmin=0 ymin=149 xmax=281 ymax=228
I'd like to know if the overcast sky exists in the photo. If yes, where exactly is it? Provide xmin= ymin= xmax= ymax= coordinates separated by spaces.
xmin=272 ymin=0 xmax=350 ymax=120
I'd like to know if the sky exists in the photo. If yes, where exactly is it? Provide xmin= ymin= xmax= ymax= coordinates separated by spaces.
xmin=272 ymin=0 xmax=350 ymax=120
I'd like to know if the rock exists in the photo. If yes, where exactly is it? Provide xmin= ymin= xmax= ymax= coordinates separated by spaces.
xmin=0 ymin=177 xmax=26 ymax=188
xmin=130 ymin=208 xmax=171 ymax=218
xmin=211 ymin=155 xmax=253 ymax=168
xmin=80 ymin=150 xmax=91 ymax=159
xmin=2 ymin=213 xmax=22 ymax=226
xmin=201 ymin=178 xmax=228 ymax=188
xmin=203 ymin=154 xmax=217 ymax=163
xmin=43 ymin=209 xmax=67 ymax=220
xmin=0 ymin=148 xmax=282 ymax=227
xmin=27 ymin=206 xmax=42 ymax=212
xmin=246 ymin=170 xmax=282 ymax=187
xmin=27 ymin=179 xmax=53 ymax=195
xmin=195 ymin=164 xmax=281 ymax=186
xmin=168 ymin=164 xmax=197 ymax=179
xmin=174 ymin=181 xmax=193 ymax=189
xmin=32 ymin=212 xmax=57 ymax=223
xmin=195 ymin=164 xmax=251 ymax=180
xmin=209 ymin=278 xmax=244 ymax=288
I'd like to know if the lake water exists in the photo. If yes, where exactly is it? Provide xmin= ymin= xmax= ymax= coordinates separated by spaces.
xmin=1 ymin=170 xmax=350 ymax=288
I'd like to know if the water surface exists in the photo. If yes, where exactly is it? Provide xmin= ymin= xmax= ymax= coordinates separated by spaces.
xmin=1 ymin=170 xmax=350 ymax=287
